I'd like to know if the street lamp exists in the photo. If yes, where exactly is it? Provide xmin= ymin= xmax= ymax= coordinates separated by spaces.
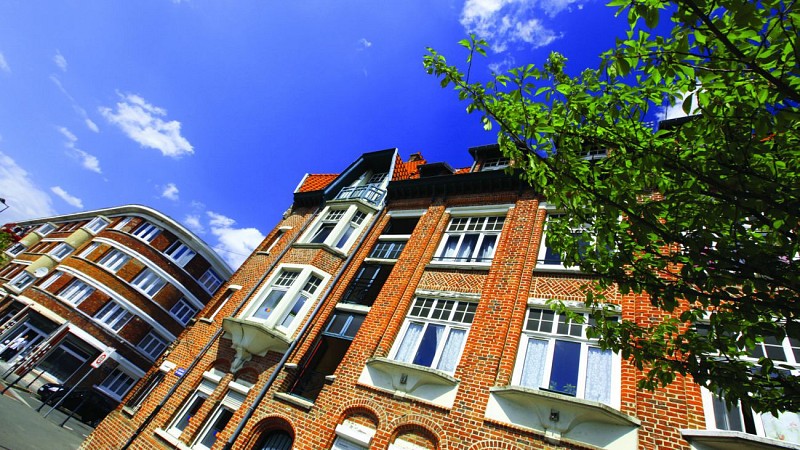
xmin=0 ymin=198 xmax=8 ymax=213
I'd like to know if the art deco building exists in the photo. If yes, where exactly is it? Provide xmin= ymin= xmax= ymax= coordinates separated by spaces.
xmin=85 ymin=148 xmax=799 ymax=450
xmin=0 ymin=205 xmax=232 ymax=413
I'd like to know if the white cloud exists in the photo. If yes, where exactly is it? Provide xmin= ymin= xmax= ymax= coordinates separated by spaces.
xmin=460 ymin=0 xmax=574 ymax=51
xmin=359 ymin=38 xmax=372 ymax=49
xmin=207 ymin=211 xmax=264 ymax=269
xmin=53 ymin=50 xmax=68 ymax=72
xmin=85 ymin=119 xmax=99 ymax=133
xmin=0 ymin=52 xmax=9 ymax=73
xmin=0 ymin=152 xmax=56 ymax=223
xmin=50 ymin=76 xmax=100 ymax=133
xmin=183 ymin=214 xmax=204 ymax=234
xmin=50 ymin=186 xmax=83 ymax=209
xmin=99 ymin=92 xmax=194 ymax=158
xmin=57 ymin=126 xmax=102 ymax=174
xmin=161 ymin=182 xmax=179 ymax=201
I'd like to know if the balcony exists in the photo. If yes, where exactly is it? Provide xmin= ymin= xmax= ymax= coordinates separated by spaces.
xmin=333 ymin=185 xmax=386 ymax=207
xmin=222 ymin=317 xmax=292 ymax=372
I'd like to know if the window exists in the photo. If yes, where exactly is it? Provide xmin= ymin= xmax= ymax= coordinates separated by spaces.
xmin=264 ymin=228 xmax=288 ymax=253
xmin=5 ymin=242 xmax=25 ymax=257
xmin=367 ymin=172 xmax=388 ymax=185
xmin=94 ymin=301 xmax=133 ymax=331
xmin=482 ymin=156 xmax=510 ymax=171
xmin=167 ymin=371 xmax=221 ymax=438
xmin=36 ymin=223 xmax=56 ymax=236
xmin=537 ymin=213 xmax=590 ymax=269
xmin=330 ymin=420 xmax=374 ymax=450
xmin=39 ymin=270 xmax=63 ymax=290
xmin=58 ymin=279 xmax=94 ymax=305
xmin=433 ymin=216 xmax=505 ymax=264
xmin=131 ymin=268 xmax=166 ymax=298
xmin=305 ymin=206 xmax=372 ymax=252
xmin=246 ymin=267 xmax=327 ymax=334
xmin=193 ymin=389 xmax=246 ymax=450
xmin=512 ymin=307 xmax=617 ymax=405
xmin=340 ymin=264 xmax=391 ymax=307
xmin=254 ymin=430 xmax=293 ymax=450
xmin=8 ymin=271 xmax=34 ymax=291
xmin=138 ymin=331 xmax=168 ymax=359
xmin=369 ymin=240 xmax=406 ymax=260
xmin=170 ymin=298 xmax=198 ymax=325
xmin=78 ymin=242 xmax=99 ymax=258
xmin=390 ymin=297 xmax=477 ymax=373
xmin=98 ymin=248 xmax=130 ymax=273
xmin=198 ymin=269 xmax=222 ymax=293
xmin=703 ymin=390 xmax=800 ymax=444
xmin=49 ymin=242 xmax=74 ymax=261
xmin=84 ymin=217 xmax=109 ymax=234
xmin=132 ymin=221 xmax=161 ymax=242
xmin=126 ymin=370 xmax=165 ymax=410
xmin=99 ymin=368 xmax=136 ymax=400
xmin=165 ymin=240 xmax=196 ymax=267
xmin=114 ymin=216 xmax=132 ymax=230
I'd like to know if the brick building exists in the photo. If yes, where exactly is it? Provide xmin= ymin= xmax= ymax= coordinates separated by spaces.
xmin=0 ymin=205 xmax=232 ymax=415
xmin=85 ymin=147 xmax=799 ymax=449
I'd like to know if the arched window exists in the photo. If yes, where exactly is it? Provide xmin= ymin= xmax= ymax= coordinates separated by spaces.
xmin=256 ymin=430 xmax=293 ymax=450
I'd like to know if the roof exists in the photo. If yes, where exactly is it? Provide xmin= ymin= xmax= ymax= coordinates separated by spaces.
xmin=392 ymin=153 xmax=428 ymax=181
xmin=296 ymin=174 xmax=339 ymax=193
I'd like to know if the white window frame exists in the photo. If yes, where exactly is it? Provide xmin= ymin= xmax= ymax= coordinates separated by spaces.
xmin=36 ymin=223 xmax=56 ymax=236
xmin=131 ymin=268 xmax=167 ymax=298
xmin=84 ymin=217 xmax=109 ymax=234
xmin=169 ymin=298 xmax=198 ymax=325
xmin=98 ymin=248 xmax=131 ymax=273
xmin=432 ymin=215 xmax=505 ymax=265
xmin=536 ymin=211 xmax=589 ymax=271
xmin=49 ymin=242 xmax=74 ymax=261
xmin=97 ymin=368 xmax=137 ymax=401
xmin=192 ymin=389 xmax=245 ymax=450
xmin=137 ymin=331 xmax=168 ymax=360
xmin=78 ymin=242 xmax=99 ymax=258
xmin=114 ymin=216 xmax=132 ymax=230
xmin=132 ymin=221 xmax=161 ymax=242
xmin=482 ymin=156 xmax=510 ymax=171
xmin=388 ymin=297 xmax=477 ymax=374
xmin=39 ymin=270 xmax=63 ymax=290
xmin=7 ymin=271 xmax=35 ymax=292
xmin=701 ymin=388 xmax=800 ymax=445
xmin=5 ymin=242 xmax=26 ymax=257
xmin=166 ymin=370 xmax=222 ymax=438
xmin=511 ymin=306 xmax=620 ymax=407
xmin=244 ymin=265 xmax=329 ymax=336
xmin=303 ymin=205 xmax=372 ymax=253
xmin=58 ymin=278 xmax=95 ymax=305
xmin=198 ymin=269 xmax=222 ymax=294
xmin=165 ymin=240 xmax=196 ymax=267
xmin=94 ymin=301 xmax=133 ymax=331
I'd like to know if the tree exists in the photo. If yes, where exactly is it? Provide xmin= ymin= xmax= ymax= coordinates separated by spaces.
xmin=424 ymin=0 xmax=800 ymax=413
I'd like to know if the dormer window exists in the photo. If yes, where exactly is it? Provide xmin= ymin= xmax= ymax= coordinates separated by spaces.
xmin=367 ymin=172 xmax=388 ymax=185
xmin=36 ymin=223 xmax=56 ymax=236
xmin=482 ymin=157 xmax=510 ymax=171
xmin=49 ymin=242 xmax=74 ymax=261
xmin=84 ymin=217 xmax=109 ymax=234
xmin=303 ymin=206 xmax=372 ymax=253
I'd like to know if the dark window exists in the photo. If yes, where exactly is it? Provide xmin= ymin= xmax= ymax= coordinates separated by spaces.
xmin=340 ymin=264 xmax=390 ymax=307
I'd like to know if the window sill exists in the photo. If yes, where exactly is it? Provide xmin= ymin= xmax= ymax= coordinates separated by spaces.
xmin=154 ymin=428 xmax=192 ymax=450
xmin=533 ymin=264 xmax=584 ymax=274
xmin=425 ymin=261 xmax=492 ymax=271
xmin=273 ymin=392 xmax=314 ymax=410
xmin=363 ymin=257 xmax=398 ymax=265
xmin=357 ymin=357 xmax=459 ymax=409
xmin=292 ymin=242 xmax=347 ymax=259
xmin=486 ymin=385 xmax=639 ymax=449
xmin=681 ymin=430 xmax=800 ymax=450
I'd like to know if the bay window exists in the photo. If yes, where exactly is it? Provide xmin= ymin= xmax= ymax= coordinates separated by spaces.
xmin=433 ymin=216 xmax=504 ymax=264
xmin=512 ymin=307 xmax=618 ymax=405
xmin=98 ymin=248 xmax=130 ymax=273
xmin=246 ymin=266 xmax=327 ymax=335
xmin=390 ymin=297 xmax=477 ymax=374
xmin=304 ymin=205 xmax=372 ymax=252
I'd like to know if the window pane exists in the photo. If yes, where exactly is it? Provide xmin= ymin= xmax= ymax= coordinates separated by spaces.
xmin=585 ymin=347 xmax=612 ymax=403
xmin=456 ymin=234 xmax=478 ymax=261
xmin=395 ymin=323 xmax=423 ymax=363
xmin=761 ymin=411 xmax=800 ymax=444
xmin=476 ymin=235 xmax=497 ymax=262
xmin=549 ymin=340 xmax=581 ymax=396
xmin=712 ymin=395 xmax=743 ymax=431
xmin=311 ymin=225 xmax=334 ymax=243
xmin=252 ymin=290 xmax=286 ymax=320
xmin=520 ymin=339 xmax=548 ymax=389
xmin=199 ymin=408 xmax=233 ymax=448
xmin=436 ymin=328 xmax=466 ymax=372
xmin=279 ymin=293 xmax=309 ymax=328
xmin=412 ymin=324 xmax=444 ymax=367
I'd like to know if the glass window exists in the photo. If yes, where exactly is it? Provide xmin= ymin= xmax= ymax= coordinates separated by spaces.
xmin=340 ymin=264 xmax=390 ymax=307
xmin=39 ymin=270 xmax=63 ymax=290
xmin=98 ymin=248 xmax=130 ymax=273
xmin=390 ymin=297 xmax=476 ymax=373
xmin=247 ymin=267 xmax=327 ymax=335
xmin=8 ymin=272 xmax=35 ymax=291
xmin=306 ymin=207 xmax=371 ymax=252
xmin=99 ymin=368 xmax=136 ymax=400
xmin=5 ymin=242 xmax=26 ymax=256
xmin=78 ymin=242 xmax=99 ymax=258
xmin=131 ymin=268 xmax=166 ymax=298
xmin=36 ymin=223 xmax=56 ymax=236
xmin=537 ymin=213 xmax=590 ymax=269
xmin=49 ymin=242 xmax=74 ymax=261
xmin=137 ymin=331 xmax=168 ymax=359
xmin=58 ymin=279 xmax=95 ymax=305
xmin=704 ymin=390 xmax=800 ymax=444
xmin=482 ymin=156 xmax=510 ymax=171
xmin=167 ymin=375 xmax=218 ymax=438
xmin=132 ymin=221 xmax=161 ymax=242
xmin=369 ymin=240 xmax=406 ymax=260
xmin=165 ymin=240 xmax=196 ymax=267
xmin=198 ymin=269 xmax=222 ymax=293
xmin=193 ymin=389 xmax=245 ymax=450
xmin=433 ymin=216 xmax=505 ymax=264
xmin=94 ymin=301 xmax=133 ymax=331
xmin=513 ymin=307 xmax=617 ymax=405
xmin=170 ymin=298 xmax=198 ymax=325
xmin=84 ymin=217 xmax=109 ymax=234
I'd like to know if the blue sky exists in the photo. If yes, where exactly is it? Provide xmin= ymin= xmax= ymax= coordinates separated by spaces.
xmin=0 ymin=0 xmax=637 ymax=269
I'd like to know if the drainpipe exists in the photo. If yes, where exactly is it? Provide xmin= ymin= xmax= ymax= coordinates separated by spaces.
xmin=120 ymin=206 xmax=319 ymax=450
xmin=222 ymin=205 xmax=386 ymax=450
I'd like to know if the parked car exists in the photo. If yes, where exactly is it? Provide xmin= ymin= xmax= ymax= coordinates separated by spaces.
xmin=37 ymin=383 xmax=116 ymax=427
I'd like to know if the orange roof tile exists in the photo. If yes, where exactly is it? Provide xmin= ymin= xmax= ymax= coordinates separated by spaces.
xmin=297 ymin=174 xmax=338 ymax=193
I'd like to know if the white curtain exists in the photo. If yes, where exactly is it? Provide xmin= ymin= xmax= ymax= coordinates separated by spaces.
xmin=442 ymin=236 xmax=459 ymax=259
xmin=520 ymin=338 xmax=548 ymax=389
xmin=394 ymin=323 xmax=423 ymax=363
xmin=437 ymin=328 xmax=466 ymax=372
xmin=584 ymin=347 xmax=612 ymax=404
xmin=761 ymin=411 xmax=800 ymax=444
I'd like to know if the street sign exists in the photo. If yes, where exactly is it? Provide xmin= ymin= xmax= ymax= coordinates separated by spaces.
xmin=175 ymin=368 xmax=186 ymax=377
xmin=91 ymin=347 xmax=115 ymax=368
